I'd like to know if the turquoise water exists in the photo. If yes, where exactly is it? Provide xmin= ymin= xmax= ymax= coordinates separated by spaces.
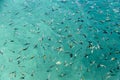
xmin=0 ymin=0 xmax=120 ymax=80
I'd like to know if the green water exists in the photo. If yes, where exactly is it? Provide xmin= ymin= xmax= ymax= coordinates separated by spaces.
xmin=0 ymin=0 xmax=120 ymax=80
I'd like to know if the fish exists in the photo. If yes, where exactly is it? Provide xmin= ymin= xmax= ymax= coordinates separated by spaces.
xmin=22 ymin=46 xmax=29 ymax=51
xmin=0 ymin=50 xmax=3 ymax=55
xmin=30 ymin=56 xmax=35 ymax=59
xmin=24 ymin=43 xmax=30 ymax=45
xmin=59 ymin=73 xmax=66 ymax=77
xmin=16 ymin=56 xmax=21 ymax=60
xmin=34 ymin=44 xmax=38 ymax=48
xmin=10 ymin=40 xmax=14 ymax=42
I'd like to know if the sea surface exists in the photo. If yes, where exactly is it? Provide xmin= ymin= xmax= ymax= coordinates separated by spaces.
xmin=0 ymin=0 xmax=120 ymax=80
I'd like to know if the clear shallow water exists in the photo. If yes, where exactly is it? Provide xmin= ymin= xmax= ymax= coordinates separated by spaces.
xmin=0 ymin=0 xmax=120 ymax=80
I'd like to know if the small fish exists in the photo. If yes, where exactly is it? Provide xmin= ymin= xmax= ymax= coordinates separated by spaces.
xmin=59 ymin=73 xmax=66 ymax=77
xmin=67 ymin=34 xmax=72 ymax=37
xmin=3 ymin=41 xmax=7 ymax=46
xmin=86 ymin=68 xmax=90 ymax=72
xmin=9 ymin=71 xmax=16 ymax=78
xmin=60 ymin=21 xmax=64 ymax=24
xmin=47 ymin=37 xmax=52 ymax=41
xmin=106 ymin=75 xmax=111 ymax=79
xmin=56 ymin=61 xmax=62 ymax=65
xmin=10 ymin=40 xmax=14 ymax=42
xmin=46 ymin=69 xmax=52 ymax=72
xmin=17 ymin=60 xmax=21 ymax=64
xmin=68 ymin=43 xmax=74 ymax=48
xmin=103 ymin=30 xmax=108 ymax=34
xmin=0 ymin=50 xmax=3 ymax=55
xmin=34 ymin=44 xmax=38 ymax=48
xmin=43 ymin=55 xmax=47 ymax=63
xmin=15 ymin=12 xmax=19 ymax=15
xmin=114 ymin=50 xmax=120 ymax=54
xmin=71 ymin=39 xmax=78 ymax=44
xmin=110 ymin=57 xmax=117 ymax=61
xmin=9 ymin=22 xmax=13 ymax=26
xmin=90 ymin=61 xmax=96 ymax=65
xmin=9 ymin=58 xmax=13 ymax=62
xmin=60 ymin=0 xmax=67 ymax=3
xmin=14 ymin=28 xmax=18 ymax=30
xmin=84 ymin=54 xmax=89 ymax=58
xmin=82 ymin=34 xmax=87 ymax=38
xmin=16 ymin=56 xmax=21 ymax=60
xmin=69 ymin=53 xmax=73 ymax=58
xmin=20 ymin=77 xmax=25 ymax=79
xmin=116 ymin=66 xmax=120 ymax=70
xmin=97 ymin=64 xmax=106 ymax=68
xmin=30 ymin=56 xmax=35 ymax=59
xmin=56 ymin=47 xmax=64 ymax=52
xmin=24 ymin=43 xmax=30 ymax=45
xmin=31 ymin=73 xmax=34 ymax=77
xmin=22 ymin=46 xmax=29 ymax=51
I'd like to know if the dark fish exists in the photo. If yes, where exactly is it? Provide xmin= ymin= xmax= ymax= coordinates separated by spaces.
xmin=82 ymin=34 xmax=87 ymax=38
xmin=47 ymin=37 xmax=52 ymax=41
xmin=24 ymin=43 xmax=30 ymax=45
xmin=30 ymin=56 xmax=35 ymax=59
xmin=17 ymin=60 xmax=21 ymax=64
xmin=9 ymin=22 xmax=13 ymax=26
xmin=84 ymin=54 xmax=89 ymax=58
xmin=103 ymin=30 xmax=108 ymax=34
xmin=34 ymin=44 xmax=38 ymax=48
xmin=16 ymin=56 xmax=21 ymax=60
xmin=67 ymin=34 xmax=72 ymax=37
xmin=60 ymin=0 xmax=67 ymax=3
xmin=14 ymin=28 xmax=18 ymax=30
xmin=70 ymin=53 xmax=73 ymax=58
xmin=3 ymin=41 xmax=7 ymax=46
xmin=22 ymin=46 xmax=29 ymax=51
xmin=10 ymin=40 xmax=14 ymax=42
xmin=60 ymin=21 xmax=64 ymax=24
xmin=15 ymin=12 xmax=19 ymax=15
xmin=20 ymin=77 xmax=25 ymax=79
xmin=71 ymin=39 xmax=78 ymax=44
xmin=31 ymin=73 xmax=34 ymax=77
xmin=46 ymin=69 xmax=52 ymax=72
